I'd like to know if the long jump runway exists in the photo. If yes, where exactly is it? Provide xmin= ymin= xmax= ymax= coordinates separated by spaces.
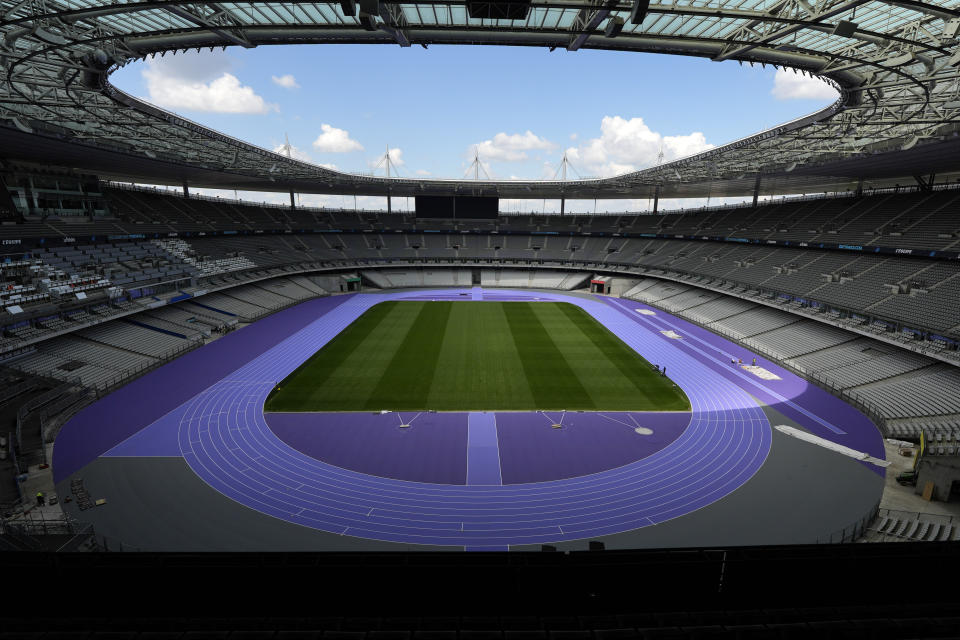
xmin=54 ymin=288 xmax=885 ymax=550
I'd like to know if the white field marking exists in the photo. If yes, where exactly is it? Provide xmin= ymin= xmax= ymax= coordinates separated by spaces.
xmin=626 ymin=414 xmax=655 ymax=436
xmin=597 ymin=413 xmax=635 ymax=429
xmin=172 ymin=290 xmax=772 ymax=545
xmin=636 ymin=309 xmax=657 ymax=315
xmin=538 ymin=411 xmax=566 ymax=426
xmin=493 ymin=412 xmax=503 ymax=486
xmin=775 ymin=425 xmax=890 ymax=468
xmin=742 ymin=365 xmax=782 ymax=381
xmin=660 ymin=330 xmax=683 ymax=339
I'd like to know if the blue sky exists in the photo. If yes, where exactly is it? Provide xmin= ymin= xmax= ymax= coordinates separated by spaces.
xmin=112 ymin=44 xmax=838 ymax=210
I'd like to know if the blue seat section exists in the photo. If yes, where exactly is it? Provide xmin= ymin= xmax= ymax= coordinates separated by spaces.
xmin=186 ymin=300 xmax=237 ymax=316
xmin=122 ymin=318 xmax=189 ymax=340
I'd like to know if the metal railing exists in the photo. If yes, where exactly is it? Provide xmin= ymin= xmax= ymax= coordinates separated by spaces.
xmin=817 ymin=500 xmax=881 ymax=544
xmin=877 ymin=507 xmax=956 ymax=526
xmin=0 ymin=509 xmax=97 ymax=552
xmin=88 ymin=337 xmax=203 ymax=398
xmin=105 ymin=175 xmax=960 ymax=218
xmin=14 ymin=380 xmax=82 ymax=451
xmin=105 ymin=181 xmax=388 ymax=215
xmin=860 ymin=508 xmax=959 ymax=543
xmin=0 ymin=378 xmax=39 ymax=405
xmin=38 ymin=390 xmax=96 ymax=453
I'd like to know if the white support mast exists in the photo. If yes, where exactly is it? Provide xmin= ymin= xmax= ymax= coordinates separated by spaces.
xmin=464 ymin=146 xmax=491 ymax=180
xmin=552 ymin=150 xmax=581 ymax=215
xmin=283 ymin=133 xmax=296 ymax=210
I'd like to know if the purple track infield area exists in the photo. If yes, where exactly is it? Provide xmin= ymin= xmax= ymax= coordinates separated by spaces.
xmin=264 ymin=410 xmax=691 ymax=485
xmin=54 ymin=288 xmax=885 ymax=549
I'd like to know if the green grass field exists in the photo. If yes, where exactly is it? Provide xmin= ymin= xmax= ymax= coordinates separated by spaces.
xmin=264 ymin=301 xmax=690 ymax=412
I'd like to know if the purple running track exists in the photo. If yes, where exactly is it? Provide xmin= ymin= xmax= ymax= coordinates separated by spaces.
xmin=262 ymin=409 xmax=689 ymax=486
xmin=495 ymin=411 xmax=692 ymax=484
xmin=268 ymin=411 xmax=469 ymax=485
xmin=56 ymin=287 xmax=884 ymax=548
xmin=600 ymin=296 xmax=884 ymax=466
xmin=466 ymin=413 xmax=502 ymax=486
xmin=165 ymin=289 xmax=771 ymax=546
xmin=53 ymin=294 xmax=354 ymax=483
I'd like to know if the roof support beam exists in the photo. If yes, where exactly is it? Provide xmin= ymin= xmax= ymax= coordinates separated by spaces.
xmin=567 ymin=0 xmax=619 ymax=51
xmin=378 ymin=4 xmax=411 ymax=47
xmin=883 ymin=0 xmax=960 ymax=21
xmin=713 ymin=0 xmax=869 ymax=62
xmin=163 ymin=4 xmax=256 ymax=49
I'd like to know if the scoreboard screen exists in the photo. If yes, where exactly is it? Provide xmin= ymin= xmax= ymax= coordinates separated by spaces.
xmin=415 ymin=196 xmax=498 ymax=219
xmin=414 ymin=196 xmax=455 ymax=218
xmin=455 ymin=196 xmax=498 ymax=219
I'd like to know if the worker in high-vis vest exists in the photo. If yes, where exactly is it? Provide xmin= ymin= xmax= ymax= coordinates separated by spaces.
xmin=36 ymin=491 xmax=45 ymax=507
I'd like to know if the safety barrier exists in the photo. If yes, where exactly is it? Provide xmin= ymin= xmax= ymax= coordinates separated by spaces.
xmin=816 ymin=500 xmax=881 ymax=544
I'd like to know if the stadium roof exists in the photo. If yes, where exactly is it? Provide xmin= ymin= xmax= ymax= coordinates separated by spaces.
xmin=3 ymin=0 xmax=960 ymax=200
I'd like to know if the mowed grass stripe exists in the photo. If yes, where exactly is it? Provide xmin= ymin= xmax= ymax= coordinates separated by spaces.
xmin=554 ymin=303 xmax=689 ymax=411
xmin=502 ymin=302 xmax=595 ymax=410
xmin=267 ymin=300 xmax=691 ymax=412
xmin=263 ymin=301 xmax=418 ymax=411
xmin=532 ymin=302 xmax=643 ymax=410
xmin=364 ymin=301 xmax=453 ymax=410
xmin=428 ymin=302 xmax=536 ymax=410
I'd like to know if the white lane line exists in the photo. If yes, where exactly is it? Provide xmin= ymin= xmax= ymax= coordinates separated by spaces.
xmin=175 ymin=289 xmax=771 ymax=544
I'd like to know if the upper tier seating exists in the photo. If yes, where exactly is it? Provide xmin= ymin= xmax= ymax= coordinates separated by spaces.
xmin=1 ymin=185 xmax=954 ymax=253
xmin=4 ymin=230 xmax=955 ymax=339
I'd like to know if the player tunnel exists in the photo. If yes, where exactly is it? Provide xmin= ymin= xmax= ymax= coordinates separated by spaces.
xmin=590 ymin=276 xmax=611 ymax=294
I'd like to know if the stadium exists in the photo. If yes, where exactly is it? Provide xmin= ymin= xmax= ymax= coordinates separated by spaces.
xmin=2 ymin=0 xmax=960 ymax=632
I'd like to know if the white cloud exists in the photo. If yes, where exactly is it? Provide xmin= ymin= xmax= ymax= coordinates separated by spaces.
xmin=565 ymin=116 xmax=713 ymax=177
xmin=541 ymin=161 xmax=556 ymax=179
xmin=271 ymin=74 xmax=300 ymax=89
xmin=142 ymin=53 xmax=276 ymax=114
xmin=312 ymin=124 xmax=364 ymax=153
xmin=471 ymin=131 xmax=555 ymax=163
xmin=143 ymin=50 xmax=232 ymax=82
xmin=415 ymin=169 xmax=432 ymax=176
xmin=272 ymin=143 xmax=313 ymax=162
xmin=772 ymin=68 xmax=839 ymax=101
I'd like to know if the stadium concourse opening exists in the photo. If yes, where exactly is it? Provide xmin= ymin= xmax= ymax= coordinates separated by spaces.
xmin=264 ymin=300 xmax=688 ymax=412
